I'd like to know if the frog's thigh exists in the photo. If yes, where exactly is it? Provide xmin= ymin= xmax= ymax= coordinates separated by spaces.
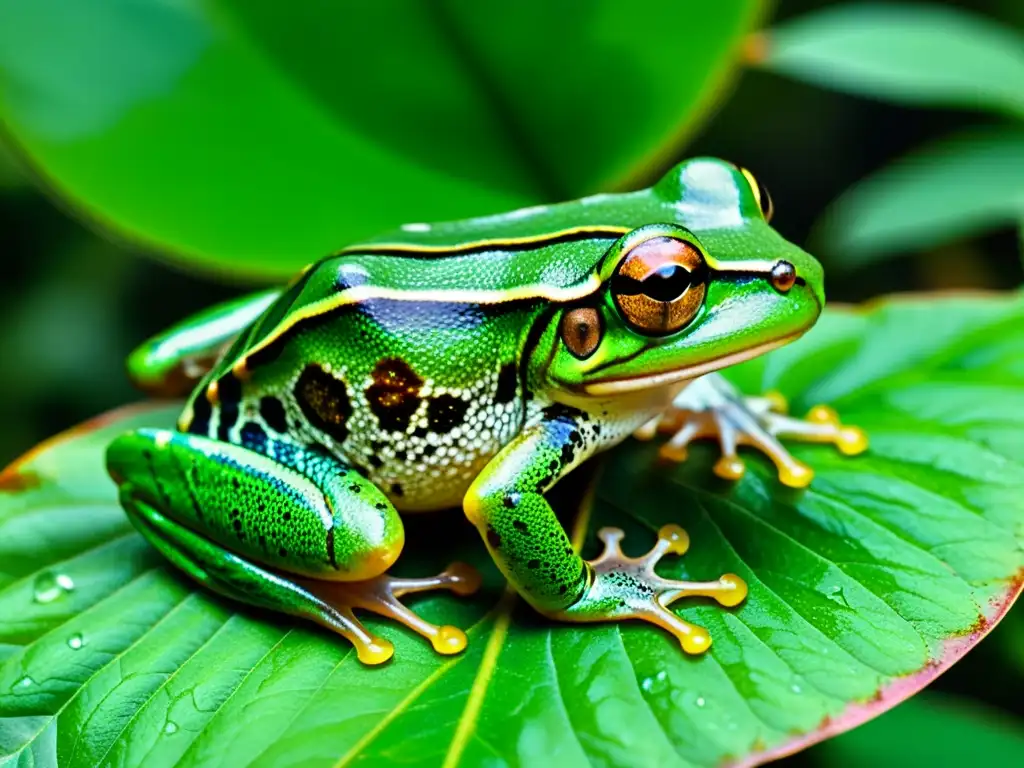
xmin=110 ymin=430 xmax=482 ymax=664
xmin=127 ymin=288 xmax=281 ymax=396
xmin=106 ymin=428 xmax=404 ymax=582
xmin=123 ymin=493 xmax=389 ymax=656
xmin=464 ymin=412 xmax=593 ymax=614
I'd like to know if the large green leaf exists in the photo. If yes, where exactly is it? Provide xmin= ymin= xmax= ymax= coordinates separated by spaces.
xmin=0 ymin=140 xmax=23 ymax=192
xmin=0 ymin=0 xmax=760 ymax=280
xmin=810 ymin=127 xmax=1024 ymax=266
xmin=755 ymin=3 xmax=1024 ymax=119
xmin=2 ymin=294 xmax=1023 ymax=767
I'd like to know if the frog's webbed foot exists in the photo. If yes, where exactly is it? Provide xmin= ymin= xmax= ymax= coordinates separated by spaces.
xmin=635 ymin=376 xmax=868 ymax=488
xmin=298 ymin=563 xmax=481 ymax=665
xmin=557 ymin=525 xmax=746 ymax=654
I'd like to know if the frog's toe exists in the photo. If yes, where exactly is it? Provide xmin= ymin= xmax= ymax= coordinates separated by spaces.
xmin=334 ymin=615 xmax=395 ymax=666
xmin=762 ymin=406 xmax=869 ymax=456
xmin=645 ymin=388 xmax=866 ymax=487
xmin=560 ymin=525 xmax=747 ymax=655
xmin=651 ymin=405 xmax=762 ymax=483
xmin=745 ymin=389 xmax=789 ymax=416
xmin=315 ymin=562 xmax=481 ymax=659
xmin=733 ymin=418 xmax=816 ymax=489
xmin=713 ymin=454 xmax=748 ymax=482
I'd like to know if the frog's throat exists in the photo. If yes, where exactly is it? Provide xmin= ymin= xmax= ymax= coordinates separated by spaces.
xmin=582 ymin=333 xmax=800 ymax=396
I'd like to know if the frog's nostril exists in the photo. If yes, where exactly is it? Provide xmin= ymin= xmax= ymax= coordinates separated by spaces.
xmin=769 ymin=260 xmax=797 ymax=293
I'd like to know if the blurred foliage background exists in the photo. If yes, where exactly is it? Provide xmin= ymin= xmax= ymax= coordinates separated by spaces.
xmin=0 ymin=0 xmax=1022 ymax=764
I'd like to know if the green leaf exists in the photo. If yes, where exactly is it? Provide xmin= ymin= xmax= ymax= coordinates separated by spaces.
xmin=810 ymin=127 xmax=1024 ymax=266
xmin=816 ymin=692 xmax=1024 ymax=767
xmin=0 ymin=139 xmax=24 ymax=192
xmin=2 ymin=294 xmax=1023 ymax=766
xmin=756 ymin=3 xmax=1024 ymax=119
xmin=0 ymin=0 xmax=760 ymax=280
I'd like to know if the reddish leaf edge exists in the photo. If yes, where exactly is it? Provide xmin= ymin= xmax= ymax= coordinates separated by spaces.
xmin=732 ymin=573 xmax=1023 ymax=768
xmin=0 ymin=401 xmax=160 ymax=491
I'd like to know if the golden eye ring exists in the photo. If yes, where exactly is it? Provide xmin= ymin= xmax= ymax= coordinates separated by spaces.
xmin=611 ymin=236 xmax=707 ymax=336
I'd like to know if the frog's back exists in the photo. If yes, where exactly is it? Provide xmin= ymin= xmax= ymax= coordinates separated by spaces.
xmin=180 ymin=253 xmax=553 ymax=510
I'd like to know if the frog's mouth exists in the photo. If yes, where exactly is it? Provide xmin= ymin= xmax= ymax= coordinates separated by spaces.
xmin=582 ymin=333 xmax=801 ymax=396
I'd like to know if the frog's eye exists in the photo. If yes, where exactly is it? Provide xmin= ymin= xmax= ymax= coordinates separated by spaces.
xmin=740 ymin=167 xmax=774 ymax=222
xmin=561 ymin=306 xmax=603 ymax=359
xmin=611 ymin=236 xmax=707 ymax=336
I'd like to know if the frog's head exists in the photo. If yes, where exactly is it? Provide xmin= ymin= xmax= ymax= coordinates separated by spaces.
xmin=542 ymin=158 xmax=824 ymax=396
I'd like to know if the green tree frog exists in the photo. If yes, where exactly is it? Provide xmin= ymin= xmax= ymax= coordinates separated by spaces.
xmin=107 ymin=158 xmax=866 ymax=664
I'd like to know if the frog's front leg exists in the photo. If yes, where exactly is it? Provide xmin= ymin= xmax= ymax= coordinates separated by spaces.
xmin=464 ymin=406 xmax=746 ymax=654
xmin=107 ymin=429 xmax=479 ymax=664
xmin=635 ymin=373 xmax=868 ymax=488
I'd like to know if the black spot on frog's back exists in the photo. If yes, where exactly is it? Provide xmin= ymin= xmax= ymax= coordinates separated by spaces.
xmin=187 ymin=392 xmax=212 ymax=436
xmin=216 ymin=374 xmax=243 ymax=441
xmin=365 ymin=358 xmax=423 ymax=433
xmin=426 ymin=394 xmax=469 ymax=433
xmin=294 ymin=363 xmax=353 ymax=443
xmin=259 ymin=396 xmax=289 ymax=434
xmin=495 ymin=362 xmax=517 ymax=404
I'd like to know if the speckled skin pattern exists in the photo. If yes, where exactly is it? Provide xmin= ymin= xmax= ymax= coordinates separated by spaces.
xmin=189 ymin=301 xmax=534 ymax=512
xmin=107 ymin=157 xmax=829 ymax=655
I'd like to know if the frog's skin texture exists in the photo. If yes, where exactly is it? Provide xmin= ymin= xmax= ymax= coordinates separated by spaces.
xmin=107 ymin=158 xmax=867 ymax=664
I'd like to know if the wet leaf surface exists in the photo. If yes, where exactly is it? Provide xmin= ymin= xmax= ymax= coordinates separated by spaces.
xmin=1 ymin=295 xmax=1023 ymax=766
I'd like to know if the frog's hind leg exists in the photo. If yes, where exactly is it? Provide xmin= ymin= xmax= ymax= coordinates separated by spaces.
xmin=122 ymin=490 xmax=480 ymax=665
xmin=127 ymin=289 xmax=281 ymax=397
xmin=637 ymin=373 xmax=867 ymax=488
xmin=124 ymin=497 xmax=394 ymax=663
xmin=108 ymin=428 xmax=481 ymax=664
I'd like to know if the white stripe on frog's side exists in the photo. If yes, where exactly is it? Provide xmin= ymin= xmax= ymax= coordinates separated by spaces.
xmin=342 ymin=226 xmax=629 ymax=256
xmin=231 ymin=278 xmax=604 ymax=379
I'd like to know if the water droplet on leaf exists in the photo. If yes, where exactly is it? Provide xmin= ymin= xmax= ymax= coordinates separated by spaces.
xmin=67 ymin=633 xmax=84 ymax=650
xmin=641 ymin=670 xmax=669 ymax=694
xmin=695 ymin=696 xmax=706 ymax=708
xmin=33 ymin=572 xmax=74 ymax=603
xmin=164 ymin=721 xmax=179 ymax=735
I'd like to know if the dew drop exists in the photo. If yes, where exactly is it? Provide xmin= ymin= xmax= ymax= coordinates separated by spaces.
xmin=16 ymin=676 xmax=34 ymax=689
xmin=33 ymin=572 xmax=75 ymax=604
xmin=695 ymin=696 xmax=706 ymax=708
xmin=67 ymin=633 xmax=84 ymax=650
xmin=642 ymin=670 xmax=669 ymax=694
xmin=791 ymin=683 xmax=802 ymax=694
xmin=164 ymin=721 xmax=179 ymax=735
